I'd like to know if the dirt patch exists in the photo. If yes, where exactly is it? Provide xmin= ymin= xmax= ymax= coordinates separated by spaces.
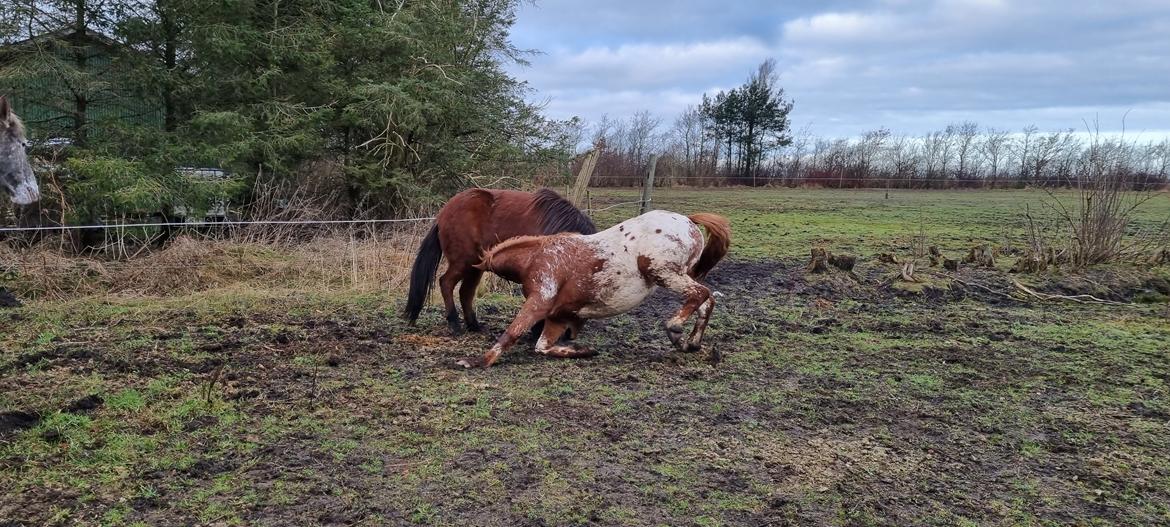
xmin=0 ymin=287 xmax=20 ymax=308
xmin=395 ymin=334 xmax=455 ymax=349
xmin=0 ymin=410 xmax=39 ymax=438
xmin=64 ymin=394 xmax=104 ymax=413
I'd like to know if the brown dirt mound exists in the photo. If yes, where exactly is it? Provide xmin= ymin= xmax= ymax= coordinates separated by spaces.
xmin=0 ymin=287 xmax=20 ymax=308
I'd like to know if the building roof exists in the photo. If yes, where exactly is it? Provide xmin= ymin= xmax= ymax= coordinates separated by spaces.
xmin=0 ymin=28 xmax=122 ymax=53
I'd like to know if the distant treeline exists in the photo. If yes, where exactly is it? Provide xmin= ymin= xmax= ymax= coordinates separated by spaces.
xmin=577 ymin=103 xmax=1169 ymax=189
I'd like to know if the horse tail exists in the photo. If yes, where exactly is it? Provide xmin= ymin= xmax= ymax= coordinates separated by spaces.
xmin=688 ymin=213 xmax=731 ymax=281
xmin=404 ymin=224 xmax=442 ymax=325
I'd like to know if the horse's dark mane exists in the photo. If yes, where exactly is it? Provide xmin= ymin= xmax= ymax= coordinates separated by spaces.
xmin=531 ymin=188 xmax=597 ymax=235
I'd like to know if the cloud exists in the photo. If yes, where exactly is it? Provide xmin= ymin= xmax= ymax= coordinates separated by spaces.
xmin=513 ymin=38 xmax=770 ymax=93
xmin=782 ymin=12 xmax=900 ymax=44
xmin=507 ymin=0 xmax=1170 ymax=138
xmin=774 ymin=0 xmax=1170 ymax=134
xmin=535 ymin=89 xmax=707 ymax=123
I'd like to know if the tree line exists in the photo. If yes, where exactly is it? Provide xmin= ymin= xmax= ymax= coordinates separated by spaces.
xmin=577 ymin=61 xmax=1168 ymax=190
xmin=1 ymin=0 xmax=578 ymax=234
xmin=586 ymin=117 xmax=1170 ymax=190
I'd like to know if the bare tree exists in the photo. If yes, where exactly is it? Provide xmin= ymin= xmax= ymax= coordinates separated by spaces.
xmin=954 ymin=121 xmax=980 ymax=180
xmin=1015 ymin=125 xmax=1039 ymax=181
xmin=921 ymin=130 xmax=949 ymax=185
xmin=851 ymin=128 xmax=890 ymax=186
xmin=1151 ymin=139 xmax=1170 ymax=181
xmin=783 ymin=123 xmax=813 ymax=184
xmin=1028 ymin=129 xmax=1074 ymax=184
xmin=979 ymin=127 xmax=1011 ymax=182
xmin=886 ymin=134 xmax=920 ymax=187
xmin=671 ymin=105 xmax=703 ymax=182
xmin=626 ymin=110 xmax=661 ymax=168
xmin=938 ymin=124 xmax=957 ymax=181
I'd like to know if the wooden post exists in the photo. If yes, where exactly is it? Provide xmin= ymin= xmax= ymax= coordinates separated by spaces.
xmin=569 ymin=147 xmax=602 ymax=207
xmin=640 ymin=154 xmax=658 ymax=216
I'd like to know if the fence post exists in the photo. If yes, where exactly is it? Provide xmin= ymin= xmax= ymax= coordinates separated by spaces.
xmin=640 ymin=154 xmax=659 ymax=216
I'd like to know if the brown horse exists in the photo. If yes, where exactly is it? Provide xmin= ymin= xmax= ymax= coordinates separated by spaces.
xmin=456 ymin=209 xmax=731 ymax=368
xmin=404 ymin=188 xmax=596 ymax=334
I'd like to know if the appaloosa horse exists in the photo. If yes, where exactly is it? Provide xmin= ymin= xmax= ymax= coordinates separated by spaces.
xmin=457 ymin=210 xmax=730 ymax=368
xmin=404 ymin=188 xmax=596 ymax=334
xmin=0 ymin=96 xmax=40 ymax=206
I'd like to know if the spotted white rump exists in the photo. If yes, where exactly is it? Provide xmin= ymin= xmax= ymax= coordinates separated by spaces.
xmin=578 ymin=210 xmax=704 ymax=318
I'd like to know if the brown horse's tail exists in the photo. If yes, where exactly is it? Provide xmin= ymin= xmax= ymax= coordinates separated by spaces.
xmin=688 ymin=213 xmax=731 ymax=280
xmin=404 ymin=224 xmax=442 ymax=325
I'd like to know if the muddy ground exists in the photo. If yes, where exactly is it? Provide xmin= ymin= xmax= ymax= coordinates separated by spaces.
xmin=2 ymin=257 xmax=1169 ymax=526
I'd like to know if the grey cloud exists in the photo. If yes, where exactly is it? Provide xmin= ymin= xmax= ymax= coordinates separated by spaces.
xmin=509 ymin=0 xmax=1170 ymax=137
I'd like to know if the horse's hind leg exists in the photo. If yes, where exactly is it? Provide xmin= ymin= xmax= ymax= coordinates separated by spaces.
xmin=535 ymin=319 xmax=597 ymax=359
xmin=565 ymin=316 xmax=585 ymax=342
xmin=459 ymin=268 xmax=483 ymax=332
xmin=439 ymin=267 xmax=464 ymax=335
xmin=658 ymin=274 xmax=712 ymax=352
xmin=685 ymin=296 xmax=715 ymax=352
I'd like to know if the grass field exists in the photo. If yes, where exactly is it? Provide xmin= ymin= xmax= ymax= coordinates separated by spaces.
xmin=2 ymin=189 xmax=1169 ymax=526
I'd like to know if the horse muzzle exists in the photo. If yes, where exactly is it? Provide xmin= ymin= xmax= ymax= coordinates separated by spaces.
xmin=9 ymin=180 xmax=40 ymax=205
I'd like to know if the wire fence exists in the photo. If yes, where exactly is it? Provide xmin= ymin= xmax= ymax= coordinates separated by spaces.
xmin=582 ymin=175 xmax=1170 ymax=190
xmin=0 ymin=217 xmax=437 ymax=233
xmin=3 ymin=186 xmax=1168 ymax=302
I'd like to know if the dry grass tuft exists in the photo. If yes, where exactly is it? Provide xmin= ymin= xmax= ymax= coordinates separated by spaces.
xmin=2 ymin=222 xmax=439 ymax=300
xmin=3 ymin=216 xmax=524 ymax=303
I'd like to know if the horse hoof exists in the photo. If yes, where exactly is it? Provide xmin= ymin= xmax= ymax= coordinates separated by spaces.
xmin=664 ymin=322 xmax=685 ymax=350
xmin=466 ymin=322 xmax=482 ymax=333
xmin=456 ymin=357 xmax=485 ymax=369
xmin=684 ymin=342 xmax=702 ymax=353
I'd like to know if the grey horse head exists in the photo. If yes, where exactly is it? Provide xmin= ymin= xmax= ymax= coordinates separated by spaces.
xmin=0 ymin=96 xmax=40 ymax=205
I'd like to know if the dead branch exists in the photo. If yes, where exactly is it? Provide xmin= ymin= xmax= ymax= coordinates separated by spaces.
xmin=1011 ymin=280 xmax=1131 ymax=306
xmin=952 ymin=278 xmax=1020 ymax=301
xmin=900 ymin=261 xmax=918 ymax=282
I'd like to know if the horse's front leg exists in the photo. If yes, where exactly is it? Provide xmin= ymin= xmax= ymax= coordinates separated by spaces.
xmin=457 ymin=296 xmax=549 ymax=369
xmin=536 ymin=318 xmax=597 ymax=359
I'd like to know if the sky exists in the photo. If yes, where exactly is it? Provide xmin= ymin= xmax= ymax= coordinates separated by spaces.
xmin=504 ymin=0 xmax=1170 ymax=140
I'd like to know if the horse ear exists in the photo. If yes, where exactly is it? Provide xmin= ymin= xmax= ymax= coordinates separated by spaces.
xmin=0 ymin=96 xmax=9 ymax=120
